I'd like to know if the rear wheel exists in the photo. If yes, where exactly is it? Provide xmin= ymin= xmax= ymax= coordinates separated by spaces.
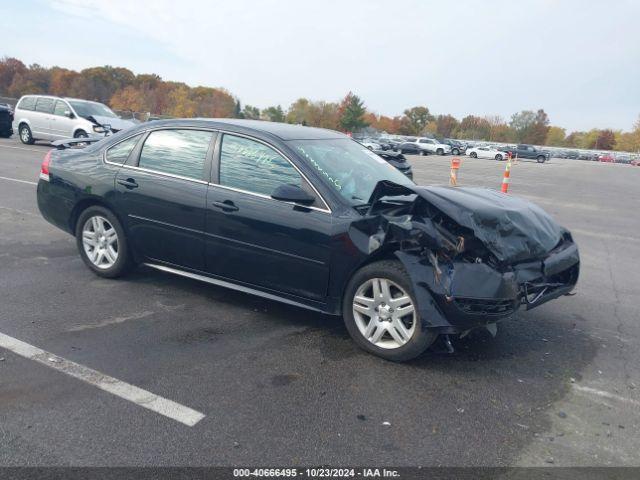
xmin=452 ymin=148 xmax=460 ymax=155
xmin=75 ymin=206 xmax=133 ymax=278
xmin=343 ymin=260 xmax=437 ymax=362
xmin=19 ymin=124 xmax=34 ymax=145
xmin=470 ymin=152 xmax=477 ymax=158
xmin=537 ymin=155 xmax=546 ymax=163
xmin=418 ymin=150 xmax=425 ymax=156
xmin=437 ymin=148 xmax=444 ymax=155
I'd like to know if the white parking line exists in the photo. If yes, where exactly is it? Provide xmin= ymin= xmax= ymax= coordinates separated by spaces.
xmin=0 ymin=176 xmax=38 ymax=186
xmin=0 ymin=144 xmax=45 ymax=153
xmin=573 ymin=385 xmax=640 ymax=407
xmin=0 ymin=332 xmax=206 ymax=427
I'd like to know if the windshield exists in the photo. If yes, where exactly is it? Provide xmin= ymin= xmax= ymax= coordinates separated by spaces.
xmin=290 ymin=138 xmax=414 ymax=206
xmin=68 ymin=100 xmax=118 ymax=119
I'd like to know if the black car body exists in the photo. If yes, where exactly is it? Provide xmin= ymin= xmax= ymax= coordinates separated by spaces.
xmin=500 ymin=144 xmax=551 ymax=163
xmin=397 ymin=142 xmax=422 ymax=155
xmin=443 ymin=138 xmax=466 ymax=155
xmin=371 ymin=149 xmax=413 ymax=179
xmin=0 ymin=103 xmax=14 ymax=138
xmin=36 ymin=119 xmax=579 ymax=361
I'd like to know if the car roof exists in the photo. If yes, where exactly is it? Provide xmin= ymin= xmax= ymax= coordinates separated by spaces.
xmin=147 ymin=118 xmax=348 ymax=141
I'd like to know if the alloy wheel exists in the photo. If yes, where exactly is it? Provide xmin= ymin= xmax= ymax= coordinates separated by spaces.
xmin=20 ymin=127 xmax=30 ymax=143
xmin=352 ymin=277 xmax=416 ymax=349
xmin=82 ymin=215 xmax=119 ymax=269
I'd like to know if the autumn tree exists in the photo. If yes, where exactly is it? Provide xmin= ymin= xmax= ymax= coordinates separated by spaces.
xmin=595 ymin=129 xmax=616 ymax=150
xmin=545 ymin=126 xmax=566 ymax=146
xmin=435 ymin=114 xmax=459 ymax=138
xmin=338 ymin=92 xmax=368 ymax=133
xmin=402 ymin=106 xmax=433 ymax=135
xmin=455 ymin=115 xmax=491 ymax=140
xmin=0 ymin=57 xmax=27 ymax=93
xmin=510 ymin=109 xmax=549 ymax=144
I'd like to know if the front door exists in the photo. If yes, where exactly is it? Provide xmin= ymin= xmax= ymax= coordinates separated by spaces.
xmin=114 ymin=128 xmax=216 ymax=269
xmin=204 ymin=133 xmax=332 ymax=301
xmin=50 ymin=100 xmax=75 ymax=138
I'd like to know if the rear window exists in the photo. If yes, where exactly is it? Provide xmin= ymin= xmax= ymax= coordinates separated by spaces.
xmin=105 ymin=134 xmax=142 ymax=165
xmin=17 ymin=97 xmax=36 ymax=111
xmin=35 ymin=98 xmax=55 ymax=113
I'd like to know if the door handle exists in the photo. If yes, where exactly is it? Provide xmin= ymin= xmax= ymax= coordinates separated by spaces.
xmin=211 ymin=200 xmax=239 ymax=212
xmin=117 ymin=178 xmax=139 ymax=189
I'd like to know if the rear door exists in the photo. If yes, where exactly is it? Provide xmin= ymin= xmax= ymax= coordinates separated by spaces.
xmin=204 ymin=133 xmax=332 ymax=301
xmin=114 ymin=128 xmax=216 ymax=269
xmin=32 ymin=97 xmax=55 ymax=139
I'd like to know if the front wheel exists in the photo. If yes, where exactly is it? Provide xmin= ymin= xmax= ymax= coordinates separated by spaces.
xmin=343 ymin=260 xmax=437 ymax=362
xmin=418 ymin=150 xmax=425 ymax=156
xmin=75 ymin=206 xmax=133 ymax=278
xmin=470 ymin=152 xmax=477 ymax=158
xmin=74 ymin=130 xmax=89 ymax=138
xmin=437 ymin=148 xmax=444 ymax=155
xmin=537 ymin=155 xmax=546 ymax=163
xmin=19 ymin=124 xmax=35 ymax=145
xmin=452 ymin=148 xmax=459 ymax=155
xmin=495 ymin=154 xmax=503 ymax=161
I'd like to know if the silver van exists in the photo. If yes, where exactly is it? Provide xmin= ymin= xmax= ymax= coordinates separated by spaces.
xmin=12 ymin=95 xmax=136 ymax=145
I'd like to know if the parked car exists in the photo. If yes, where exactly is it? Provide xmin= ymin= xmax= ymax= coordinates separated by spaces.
xmin=630 ymin=159 xmax=640 ymax=166
xmin=13 ymin=95 xmax=136 ymax=145
xmin=36 ymin=119 xmax=579 ymax=362
xmin=467 ymin=145 xmax=508 ymax=161
xmin=506 ymin=144 xmax=551 ymax=163
xmin=443 ymin=138 xmax=466 ymax=155
xmin=0 ymin=103 xmax=14 ymax=138
xmin=598 ymin=153 xmax=615 ymax=163
xmin=360 ymin=139 xmax=382 ymax=150
xmin=397 ymin=142 xmax=422 ymax=155
xmin=414 ymin=137 xmax=451 ymax=155
xmin=565 ymin=150 xmax=579 ymax=159
xmin=371 ymin=149 xmax=413 ymax=179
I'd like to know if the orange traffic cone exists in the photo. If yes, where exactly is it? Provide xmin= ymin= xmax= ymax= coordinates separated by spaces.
xmin=450 ymin=157 xmax=461 ymax=186
xmin=501 ymin=158 xmax=512 ymax=193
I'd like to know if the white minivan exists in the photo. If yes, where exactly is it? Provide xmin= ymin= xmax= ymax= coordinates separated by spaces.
xmin=12 ymin=95 xmax=135 ymax=145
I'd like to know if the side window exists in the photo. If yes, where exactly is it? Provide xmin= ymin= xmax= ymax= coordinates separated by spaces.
xmin=18 ymin=96 xmax=36 ymax=111
xmin=53 ymin=100 xmax=69 ymax=117
xmin=219 ymin=134 xmax=303 ymax=196
xmin=106 ymin=134 xmax=142 ymax=165
xmin=35 ymin=98 xmax=54 ymax=113
xmin=138 ymin=129 xmax=213 ymax=180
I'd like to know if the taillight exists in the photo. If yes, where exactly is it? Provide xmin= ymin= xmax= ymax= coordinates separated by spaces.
xmin=40 ymin=150 xmax=52 ymax=181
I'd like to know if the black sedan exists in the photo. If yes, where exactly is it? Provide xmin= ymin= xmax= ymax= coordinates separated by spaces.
xmin=371 ymin=149 xmax=413 ymax=179
xmin=36 ymin=119 xmax=579 ymax=361
xmin=0 ymin=102 xmax=14 ymax=138
xmin=397 ymin=142 xmax=422 ymax=155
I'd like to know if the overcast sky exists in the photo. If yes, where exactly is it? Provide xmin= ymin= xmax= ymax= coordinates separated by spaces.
xmin=2 ymin=0 xmax=639 ymax=131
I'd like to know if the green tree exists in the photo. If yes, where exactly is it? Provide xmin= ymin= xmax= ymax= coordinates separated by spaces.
xmin=510 ymin=109 xmax=549 ymax=144
xmin=240 ymin=104 xmax=261 ymax=119
xmin=402 ymin=106 xmax=433 ymax=135
xmin=338 ymin=92 xmax=369 ymax=133
xmin=455 ymin=115 xmax=491 ymax=140
xmin=262 ymin=105 xmax=285 ymax=122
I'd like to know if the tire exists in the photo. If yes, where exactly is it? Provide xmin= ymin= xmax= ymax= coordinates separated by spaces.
xmin=437 ymin=148 xmax=444 ymax=155
xmin=536 ymin=155 xmax=546 ymax=163
xmin=495 ymin=154 xmax=503 ymax=161
xmin=343 ymin=260 xmax=437 ymax=362
xmin=418 ymin=150 xmax=425 ymax=156
xmin=75 ymin=205 xmax=133 ymax=278
xmin=470 ymin=152 xmax=477 ymax=158
xmin=19 ymin=124 xmax=35 ymax=145
xmin=74 ymin=130 xmax=88 ymax=138
xmin=452 ymin=148 xmax=459 ymax=155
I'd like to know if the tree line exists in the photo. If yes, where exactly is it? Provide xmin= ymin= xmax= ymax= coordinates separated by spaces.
xmin=1 ymin=57 xmax=638 ymax=152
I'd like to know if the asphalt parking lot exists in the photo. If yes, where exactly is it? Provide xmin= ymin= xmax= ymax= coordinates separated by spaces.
xmin=0 ymin=136 xmax=639 ymax=467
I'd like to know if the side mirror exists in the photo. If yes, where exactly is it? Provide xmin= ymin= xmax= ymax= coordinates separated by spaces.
xmin=271 ymin=184 xmax=315 ymax=205
xmin=64 ymin=110 xmax=74 ymax=118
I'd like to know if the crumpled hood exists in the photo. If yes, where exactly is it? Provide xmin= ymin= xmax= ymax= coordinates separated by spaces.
xmin=86 ymin=115 xmax=136 ymax=132
xmin=411 ymin=186 xmax=565 ymax=264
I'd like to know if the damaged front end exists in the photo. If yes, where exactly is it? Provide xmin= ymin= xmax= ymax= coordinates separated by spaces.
xmin=349 ymin=181 xmax=580 ymax=335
